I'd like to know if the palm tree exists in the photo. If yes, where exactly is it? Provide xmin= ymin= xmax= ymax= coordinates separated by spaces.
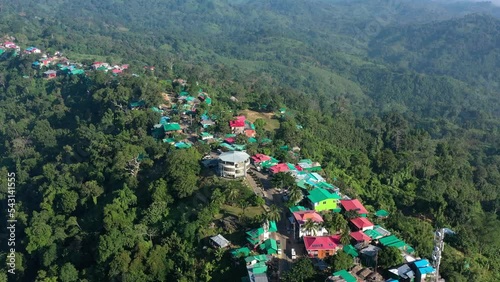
xmin=288 ymin=186 xmax=303 ymax=204
xmin=266 ymin=205 xmax=281 ymax=222
xmin=239 ymin=199 xmax=250 ymax=215
xmin=302 ymin=218 xmax=319 ymax=236
xmin=227 ymin=188 xmax=240 ymax=204
xmin=340 ymin=229 xmax=351 ymax=246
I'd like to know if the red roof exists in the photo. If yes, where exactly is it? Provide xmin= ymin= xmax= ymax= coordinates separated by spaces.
xmin=224 ymin=138 xmax=235 ymax=144
xmin=93 ymin=61 xmax=103 ymax=65
xmin=340 ymin=199 xmax=369 ymax=214
xmin=112 ymin=69 xmax=122 ymax=74
xmin=121 ymin=64 xmax=129 ymax=69
xmin=295 ymin=165 xmax=303 ymax=171
xmin=270 ymin=163 xmax=289 ymax=174
xmin=244 ymin=129 xmax=256 ymax=137
xmin=350 ymin=231 xmax=371 ymax=242
xmin=251 ymin=154 xmax=271 ymax=163
xmin=304 ymin=235 xmax=341 ymax=251
xmin=293 ymin=210 xmax=324 ymax=224
xmin=350 ymin=217 xmax=374 ymax=230
xmin=229 ymin=116 xmax=246 ymax=128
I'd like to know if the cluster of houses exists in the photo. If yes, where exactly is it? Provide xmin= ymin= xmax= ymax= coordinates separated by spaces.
xmin=0 ymin=40 xmax=20 ymax=57
xmin=211 ymin=148 xmax=436 ymax=281
xmin=209 ymin=220 xmax=280 ymax=282
xmin=0 ymin=38 xmax=133 ymax=80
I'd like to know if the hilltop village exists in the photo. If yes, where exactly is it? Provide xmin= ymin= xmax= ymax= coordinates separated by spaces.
xmin=2 ymin=38 xmax=440 ymax=282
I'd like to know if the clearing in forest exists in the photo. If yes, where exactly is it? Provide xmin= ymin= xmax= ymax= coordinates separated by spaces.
xmin=239 ymin=109 xmax=280 ymax=131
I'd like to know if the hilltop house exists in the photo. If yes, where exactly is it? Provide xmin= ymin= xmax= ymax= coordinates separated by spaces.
xmin=291 ymin=210 xmax=328 ymax=239
xmin=24 ymin=47 xmax=41 ymax=54
xmin=163 ymin=123 xmax=182 ymax=134
xmin=92 ymin=61 xmax=110 ymax=70
xmin=340 ymin=199 xmax=369 ymax=217
xmin=303 ymin=235 xmax=341 ymax=259
xmin=229 ymin=116 xmax=246 ymax=134
xmin=297 ymin=159 xmax=322 ymax=172
xmin=307 ymin=188 xmax=341 ymax=212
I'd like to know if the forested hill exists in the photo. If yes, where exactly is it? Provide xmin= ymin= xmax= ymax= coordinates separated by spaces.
xmin=2 ymin=0 xmax=500 ymax=121
xmin=370 ymin=13 xmax=500 ymax=91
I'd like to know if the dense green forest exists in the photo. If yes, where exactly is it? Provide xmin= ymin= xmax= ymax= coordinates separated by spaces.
xmin=0 ymin=0 xmax=499 ymax=281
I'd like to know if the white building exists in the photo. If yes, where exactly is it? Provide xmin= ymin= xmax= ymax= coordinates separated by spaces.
xmin=218 ymin=151 xmax=250 ymax=178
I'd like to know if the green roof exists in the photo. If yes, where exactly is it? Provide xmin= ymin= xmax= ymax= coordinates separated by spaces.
xmin=70 ymin=69 xmax=85 ymax=75
xmin=205 ymin=98 xmax=212 ymax=105
xmin=379 ymin=235 xmax=401 ymax=246
xmin=363 ymin=229 xmax=383 ymax=239
xmin=233 ymin=144 xmax=247 ymax=151
xmin=0 ymin=49 xmax=4 ymax=55
xmin=248 ymin=137 xmax=257 ymax=143
xmin=251 ymin=263 xmax=268 ymax=274
xmin=375 ymin=209 xmax=390 ymax=217
xmin=280 ymin=145 xmax=289 ymax=151
xmin=151 ymin=107 xmax=163 ymax=113
xmin=269 ymin=221 xmax=278 ymax=233
xmin=259 ymin=239 xmax=277 ymax=254
xmin=225 ymin=134 xmax=237 ymax=138
xmin=200 ymin=132 xmax=213 ymax=137
xmin=163 ymin=123 xmax=181 ymax=132
xmin=260 ymin=138 xmax=272 ymax=144
xmin=343 ymin=245 xmax=359 ymax=257
xmin=299 ymin=159 xmax=312 ymax=164
xmin=179 ymin=91 xmax=189 ymax=96
xmin=246 ymin=227 xmax=265 ymax=239
xmin=297 ymin=180 xmax=308 ymax=190
xmin=307 ymin=188 xmax=341 ymax=203
xmin=289 ymin=206 xmax=307 ymax=213
xmin=332 ymin=270 xmax=356 ymax=282
xmin=244 ymin=254 xmax=268 ymax=264
xmin=387 ymin=241 xmax=406 ymax=249
xmin=231 ymin=247 xmax=251 ymax=258
xmin=332 ymin=208 xmax=342 ymax=213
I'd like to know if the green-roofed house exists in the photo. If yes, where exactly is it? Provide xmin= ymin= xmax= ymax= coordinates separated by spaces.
xmin=375 ymin=209 xmax=390 ymax=219
xmin=260 ymin=138 xmax=272 ymax=145
xmin=330 ymin=270 xmax=356 ymax=282
xmin=163 ymin=123 xmax=182 ymax=133
xmin=70 ymin=69 xmax=85 ymax=75
xmin=307 ymin=188 xmax=341 ymax=212
xmin=343 ymin=245 xmax=359 ymax=258
xmin=246 ymin=221 xmax=278 ymax=247
xmin=248 ymin=137 xmax=258 ymax=143
xmin=231 ymin=247 xmax=251 ymax=258
xmin=259 ymin=239 xmax=278 ymax=255
xmin=245 ymin=254 xmax=270 ymax=281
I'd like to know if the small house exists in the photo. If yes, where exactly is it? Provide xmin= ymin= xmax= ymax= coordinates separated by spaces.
xmin=350 ymin=217 xmax=374 ymax=232
xmin=292 ymin=210 xmax=327 ymax=239
xmin=210 ymin=234 xmax=231 ymax=249
xmin=340 ymin=199 xmax=369 ymax=217
xmin=163 ymin=123 xmax=182 ymax=134
xmin=43 ymin=70 xmax=57 ymax=79
xmin=229 ymin=116 xmax=246 ymax=134
xmin=350 ymin=230 xmax=371 ymax=244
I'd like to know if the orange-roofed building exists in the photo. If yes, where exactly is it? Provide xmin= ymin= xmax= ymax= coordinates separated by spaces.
xmin=292 ymin=210 xmax=328 ymax=238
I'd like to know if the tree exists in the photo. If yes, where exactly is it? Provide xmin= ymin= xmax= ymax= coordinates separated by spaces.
xmin=378 ymin=247 xmax=403 ymax=268
xmin=302 ymin=218 xmax=319 ymax=236
xmin=288 ymin=186 xmax=303 ymax=204
xmin=340 ymin=229 xmax=350 ymax=246
xmin=323 ymin=212 xmax=348 ymax=234
xmin=271 ymin=172 xmax=295 ymax=189
xmin=344 ymin=210 xmax=359 ymax=220
xmin=59 ymin=263 xmax=79 ymax=282
xmin=267 ymin=205 xmax=281 ymax=222
xmin=331 ymin=251 xmax=353 ymax=272
xmin=227 ymin=188 xmax=240 ymax=205
xmin=281 ymin=258 xmax=315 ymax=282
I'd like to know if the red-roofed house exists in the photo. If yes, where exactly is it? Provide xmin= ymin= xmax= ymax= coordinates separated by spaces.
xmin=350 ymin=217 xmax=374 ymax=231
xmin=292 ymin=210 xmax=328 ymax=238
xmin=244 ymin=129 xmax=256 ymax=137
xmin=229 ymin=116 xmax=246 ymax=134
xmin=251 ymin=154 xmax=271 ymax=165
xmin=270 ymin=163 xmax=290 ymax=174
xmin=350 ymin=231 xmax=371 ymax=243
xmin=92 ymin=62 xmax=109 ymax=70
xmin=340 ymin=199 xmax=369 ymax=216
xmin=112 ymin=69 xmax=122 ymax=74
xmin=303 ymin=235 xmax=341 ymax=259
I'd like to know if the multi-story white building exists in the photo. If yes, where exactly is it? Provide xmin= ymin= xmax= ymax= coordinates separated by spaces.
xmin=218 ymin=151 xmax=250 ymax=178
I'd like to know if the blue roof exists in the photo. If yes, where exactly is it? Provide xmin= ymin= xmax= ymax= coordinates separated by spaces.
xmin=419 ymin=266 xmax=435 ymax=274
xmin=414 ymin=259 xmax=430 ymax=268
